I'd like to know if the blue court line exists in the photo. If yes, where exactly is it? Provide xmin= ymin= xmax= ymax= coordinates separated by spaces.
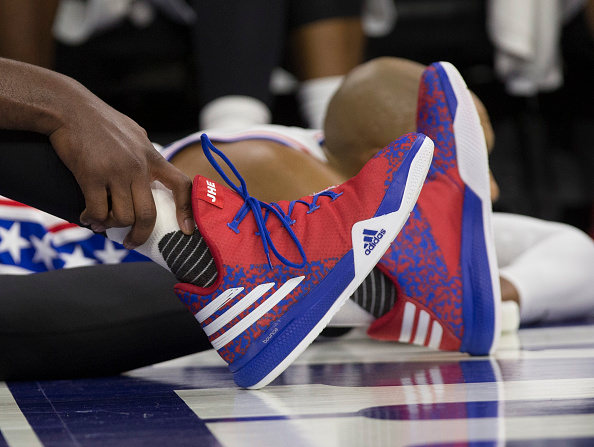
xmin=7 ymin=378 xmax=223 ymax=447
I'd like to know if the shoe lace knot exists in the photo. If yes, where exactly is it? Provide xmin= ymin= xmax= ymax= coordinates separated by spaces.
xmin=201 ymin=134 xmax=341 ymax=269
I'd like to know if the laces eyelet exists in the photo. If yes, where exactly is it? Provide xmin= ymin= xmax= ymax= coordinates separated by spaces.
xmin=331 ymin=191 xmax=344 ymax=201
xmin=227 ymin=222 xmax=241 ymax=234
xmin=201 ymin=133 xmax=307 ymax=269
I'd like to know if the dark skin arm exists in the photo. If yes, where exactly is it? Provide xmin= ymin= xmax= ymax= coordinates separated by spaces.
xmin=0 ymin=57 xmax=194 ymax=248
xmin=500 ymin=277 xmax=521 ymax=305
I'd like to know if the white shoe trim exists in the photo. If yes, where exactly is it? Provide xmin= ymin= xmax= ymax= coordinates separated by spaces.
xmin=399 ymin=301 xmax=416 ymax=343
xmin=212 ymin=276 xmax=305 ymax=351
xmin=428 ymin=321 xmax=444 ymax=348
xmin=196 ymin=287 xmax=243 ymax=323
xmin=440 ymin=61 xmax=502 ymax=353
xmin=204 ymin=283 xmax=275 ymax=336
xmin=413 ymin=309 xmax=431 ymax=345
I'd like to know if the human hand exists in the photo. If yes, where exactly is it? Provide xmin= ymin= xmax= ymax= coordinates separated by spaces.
xmin=49 ymin=96 xmax=194 ymax=249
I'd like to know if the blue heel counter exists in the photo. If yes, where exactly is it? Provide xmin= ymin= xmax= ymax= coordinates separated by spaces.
xmin=460 ymin=188 xmax=496 ymax=355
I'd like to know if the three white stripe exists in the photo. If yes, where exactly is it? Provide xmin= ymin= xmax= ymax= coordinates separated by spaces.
xmin=196 ymin=276 xmax=305 ymax=350
xmin=399 ymin=301 xmax=443 ymax=349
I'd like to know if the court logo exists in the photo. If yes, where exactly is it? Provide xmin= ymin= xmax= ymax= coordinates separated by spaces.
xmin=363 ymin=228 xmax=386 ymax=255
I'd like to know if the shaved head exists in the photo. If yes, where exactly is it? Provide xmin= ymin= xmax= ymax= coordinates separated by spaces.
xmin=323 ymin=57 xmax=425 ymax=176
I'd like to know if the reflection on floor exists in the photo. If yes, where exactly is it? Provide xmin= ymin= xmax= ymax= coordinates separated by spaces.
xmin=2 ymin=323 xmax=594 ymax=447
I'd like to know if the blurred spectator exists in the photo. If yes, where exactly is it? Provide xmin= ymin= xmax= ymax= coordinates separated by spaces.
xmin=50 ymin=0 xmax=365 ymax=131
xmin=193 ymin=0 xmax=365 ymax=130
xmin=487 ymin=0 xmax=585 ymax=96
xmin=0 ymin=0 xmax=60 ymax=68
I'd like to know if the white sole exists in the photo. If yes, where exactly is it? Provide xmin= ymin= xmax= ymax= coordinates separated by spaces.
xmin=440 ymin=61 xmax=502 ymax=354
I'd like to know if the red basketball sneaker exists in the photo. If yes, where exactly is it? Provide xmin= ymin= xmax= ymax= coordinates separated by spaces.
xmin=368 ymin=62 xmax=501 ymax=355
xmin=174 ymin=132 xmax=433 ymax=388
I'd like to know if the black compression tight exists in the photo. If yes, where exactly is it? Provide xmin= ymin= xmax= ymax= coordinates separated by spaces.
xmin=0 ymin=130 xmax=86 ymax=225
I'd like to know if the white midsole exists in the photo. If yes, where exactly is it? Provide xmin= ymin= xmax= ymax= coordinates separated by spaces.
xmin=248 ymin=136 xmax=435 ymax=389
xmin=440 ymin=61 xmax=502 ymax=353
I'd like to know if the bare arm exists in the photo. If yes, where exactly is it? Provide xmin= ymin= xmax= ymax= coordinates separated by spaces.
xmin=0 ymin=57 xmax=194 ymax=248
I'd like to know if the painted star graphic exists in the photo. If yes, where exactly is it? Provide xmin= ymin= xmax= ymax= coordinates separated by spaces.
xmin=30 ymin=233 xmax=58 ymax=270
xmin=94 ymin=239 xmax=129 ymax=264
xmin=0 ymin=222 xmax=31 ymax=264
xmin=59 ymin=245 xmax=97 ymax=269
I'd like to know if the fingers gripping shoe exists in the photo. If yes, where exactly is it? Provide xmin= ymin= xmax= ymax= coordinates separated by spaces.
xmin=174 ymin=133 xmax=433 ymax=388
xmin=369 ymin=62 xmax=501 ymax=355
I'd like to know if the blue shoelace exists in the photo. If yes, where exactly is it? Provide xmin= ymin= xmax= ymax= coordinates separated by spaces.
xmin=200 ymin=134 xmax=342 ymax=269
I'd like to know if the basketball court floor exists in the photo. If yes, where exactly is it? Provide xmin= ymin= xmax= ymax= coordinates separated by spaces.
xmin=1 ymin=322 xmax=593 ymax=446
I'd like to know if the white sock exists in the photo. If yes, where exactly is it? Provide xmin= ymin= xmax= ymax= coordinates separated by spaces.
xmin=297 ymin=75 xmax=344 ymax=129
xmin=106 ymin=182 xmax=218 ymax=287
xmin=199 ymin=95 xmax=271 ymax=131
xmin=106 ymin=182 xmax=177 ymax=269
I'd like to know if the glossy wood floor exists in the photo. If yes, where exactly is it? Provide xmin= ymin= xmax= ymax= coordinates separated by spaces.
xmin=2 ymin=322 xmax=594 ymax=446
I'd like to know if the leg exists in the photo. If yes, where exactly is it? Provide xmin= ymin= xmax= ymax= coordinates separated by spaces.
xmin=289 ymin=0 xmax=365 ymax=82
xmin=0 ymin=131 xmax=210 ymax=379
xmin=289 ymin=0 xmax=365 ymax=128
xmin=0 ymin=262 xmax=209 ymax=379
xmin=0 ymin=130 xmax=85 ymax=224
xmin=0 ymin=0 xmax=59 ymax=68
xmin=192 ymin=0 xmax=287 ymax=129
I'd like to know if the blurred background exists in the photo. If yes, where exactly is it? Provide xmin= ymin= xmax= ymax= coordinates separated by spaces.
xmin=1 ymin=0 xmax=592 ymax=235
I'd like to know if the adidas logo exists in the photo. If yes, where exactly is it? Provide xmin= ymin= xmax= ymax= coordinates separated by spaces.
xmin=363 ymin=228 xmax=386 ymax=255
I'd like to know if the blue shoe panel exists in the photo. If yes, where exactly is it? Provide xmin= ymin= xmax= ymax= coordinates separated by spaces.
xmin=434 ymin=63 xmax=458 ymax=119
xmin=460 ymin=187 xmax=495 ymax=354
xmin=375 ymin=134 xmax=426 ymax=217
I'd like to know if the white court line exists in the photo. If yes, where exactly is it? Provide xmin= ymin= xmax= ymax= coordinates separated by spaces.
xmin=0 ymin=382 xmax=42 ymax=447
xmin=204 ymin=414 xmax=594 ymax=447
xmin=177 ymin=377 xmax=594 ymax=419
xmin=519 ymin=325 xmax=594 ymax=349
xmin=142 ymin=337 xmax=594 ymax=370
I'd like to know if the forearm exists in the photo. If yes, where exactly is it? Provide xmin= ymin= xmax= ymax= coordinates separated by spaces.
xmin=0 ymin=57 xmax=90 ymax=135
xmin=0 ymin=57 xmax=194 ymax=244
